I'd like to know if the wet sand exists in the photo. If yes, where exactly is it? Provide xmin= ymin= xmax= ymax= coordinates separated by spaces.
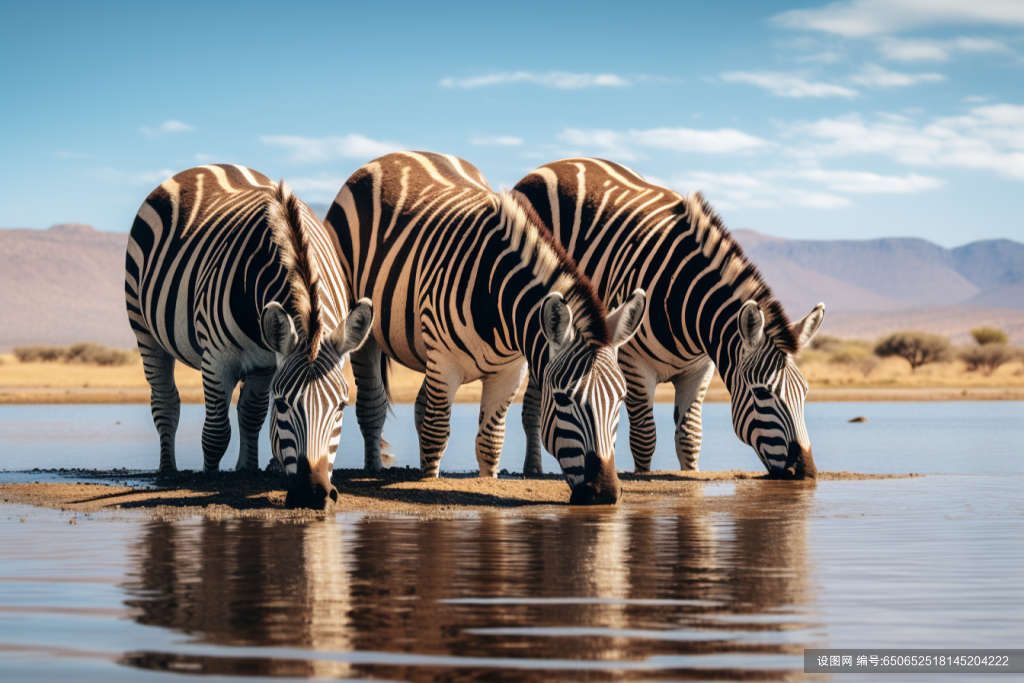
xmin=0 ymin=468 xmax=922 ymax=519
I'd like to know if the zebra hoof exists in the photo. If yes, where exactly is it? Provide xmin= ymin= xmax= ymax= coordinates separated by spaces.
xmin=523 ymin=466 xmax=544 ymax=479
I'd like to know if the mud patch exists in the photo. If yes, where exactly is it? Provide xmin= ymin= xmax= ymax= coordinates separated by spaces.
xmin=0 ymin=467 xmax=923 ymax=518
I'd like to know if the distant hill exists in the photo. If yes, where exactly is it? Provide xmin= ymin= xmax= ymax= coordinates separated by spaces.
xmin=732 ymin=230 xmax=1024 ymax=312
xmin=0 ymin=224 xmax=133 ymax=349
xmin=0 ymin=224 xmax=1022 ymax=350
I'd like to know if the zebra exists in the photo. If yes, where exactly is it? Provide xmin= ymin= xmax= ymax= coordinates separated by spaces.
xmin=514 ymin=158 xmax=823 ymax=479
xmin=124 ymin=164 xmax=373 ymax=508
xmin=322 ymin=152 xmax=646 ymax=505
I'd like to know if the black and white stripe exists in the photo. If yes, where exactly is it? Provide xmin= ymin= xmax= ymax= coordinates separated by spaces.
xmin=515 ymin=159 xmax=822 ymax=479
xmin=125 ymin=165 xmax=372 ymax=507
xmin=324 ymin=152 xmax=645 ymax=504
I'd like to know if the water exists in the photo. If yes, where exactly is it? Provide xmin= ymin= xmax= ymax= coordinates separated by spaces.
xmin=1 ymin=403 xmax=1023 ymax=681
xmin=1 ymin=401 xmax=1022 ymax=475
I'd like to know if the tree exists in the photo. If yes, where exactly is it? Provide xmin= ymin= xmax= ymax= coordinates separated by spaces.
xmin=874 ymin=331 xmax=951 ymax=372
xmin=960 ymin=343 xmax=1015 ymax=375
xmin=970 ymin=326 xmax=1009 ymax=346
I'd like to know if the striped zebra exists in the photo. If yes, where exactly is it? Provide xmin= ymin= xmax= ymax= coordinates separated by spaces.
xmin=124 ymin=165 xmax=373 ymax=508
xmin=514 ymin=159 xmax=822 ymax=479
xmin=323 ymin=152 xmax=646 ymax=505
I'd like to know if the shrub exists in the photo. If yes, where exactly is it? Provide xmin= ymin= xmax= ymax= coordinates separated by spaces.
xmin=13 ymin=343 xmax=134 ymax=366
xmin=970 ymin=326 xmax=1009 ymax=346
xmin=874 ymin=331 xmax=951 ymax=372
xmin=809 ymin=335 xmax=844 ymax=352
xmin=13 ymin=345 xmax=67 ymax=362
xmin=828 ymin=344 xmax=880 ymax=377
xmin=960 ymin=343 xmax=1015 ymax=375
xmin=66 ymin=342 xmax=134 ymax=366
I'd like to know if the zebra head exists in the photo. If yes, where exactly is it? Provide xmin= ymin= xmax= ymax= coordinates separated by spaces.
xmin=540 ymin=289 xmax=646 ymax=505
xmin=261 ymin=299 xmax=373 ymax=509
xmin=732 ymin=300 xmax=824 ymax=480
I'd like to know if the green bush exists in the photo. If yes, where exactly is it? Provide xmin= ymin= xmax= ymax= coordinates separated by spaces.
xmin=874 ymin=331 xmax=951 ymax=372
xmin=970 ymin=326 xmax=1009 ymax=346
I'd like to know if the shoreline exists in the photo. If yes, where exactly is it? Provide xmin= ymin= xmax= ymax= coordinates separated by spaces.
xmin=2 ymin=385 xmax=1023 ymax=405
xmin=0 ymin=468 xmax=923 ymax=519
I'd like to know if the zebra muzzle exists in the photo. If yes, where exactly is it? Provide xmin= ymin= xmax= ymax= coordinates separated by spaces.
xmin=568 ymin=452 xmax=623 ymax=506
xmin=284 ymin=457 xmax=339 ymax=509
xmin=768 ymin=443 xmax=817 ymax=481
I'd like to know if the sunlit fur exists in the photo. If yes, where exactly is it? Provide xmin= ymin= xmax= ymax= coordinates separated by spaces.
xmin=125 ymin=165 xmax=360 ymax=504
xmin=324 ymin=152 xmax=630 ymax=499
xmin=515 ymin=158 xmax=820 ymax=477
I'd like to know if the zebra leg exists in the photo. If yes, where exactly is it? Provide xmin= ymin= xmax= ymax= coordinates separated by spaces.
xmin=521 ymin=376 xmax=544 ymax=476
xmin=671 ymin=356 xmax=716 ymax=471
xmin=236 ymin=367 xmax=273 ymax=471
xmin=351 ymin=337 xmax=389 ymax=473
xmin=476 ymin=361 xmax=528 ymax=478
xmin=418 ymin=362 xmax=460 ymax=478
xmin=622 ymin=354 xmax=658 ymax=473
xmin=413 ymin=378 xmax=428 ymax=436
xmin=200 ymin=355 xmax=235 ymax=472
xmin=137 ymin=334 xmax=180 ymax=473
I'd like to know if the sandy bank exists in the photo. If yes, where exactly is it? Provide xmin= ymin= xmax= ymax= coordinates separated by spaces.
xmin=0 ymin=468 xmax=922 ymax=519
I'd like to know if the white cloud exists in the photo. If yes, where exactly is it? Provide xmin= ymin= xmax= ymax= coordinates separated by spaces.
xmin=194 ymin=152 xmax=216 ymax=162
xmin=721 ymin=71 xmax=859 ymax=98
xmin=284 ymin=175 xmax=349 ymax=198
xmin=93 ymin=167 xmax=178 ymax=186
xmin=776 ymin=169 xmax=945 ymax=193
xmin=666 ymin=171 xmax=852 ymax=210
xmin=260 ymin=134 xmax=402 ymax=162
xmin=772 ymin=0 xmax=1024 ymax=38
xmin=559 ymin=126 xmax=771 ymax=160
xmin=440 ymin=71 xmax=629 ymax=89
xmin=471 ymin=135 xmax=524 ymax=146
xmin=877 ymin=36 xmax=1013 ymax=62
xmin=140 ymin=120 xmax=195 ymax=137
xmin=850 ymin=64 xmax=946 ymax=88
xmin=788 ymin=105 xmax=1024 ymax=179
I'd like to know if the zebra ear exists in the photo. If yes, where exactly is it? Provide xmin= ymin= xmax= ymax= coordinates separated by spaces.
xmin=607 ymin=289 xmax=646 ymax=348
xmin=793 ymin=302 xmax=825 ymax=350
xmin=262 ymin=302 xmax=298 ymax=358
xmin=541 ymin=292 xmax=573 ymax=352
xmin=738 ymin=300 xmax=764 ymax=350
xmin=330 ymin=298 xmax=374 ymax=357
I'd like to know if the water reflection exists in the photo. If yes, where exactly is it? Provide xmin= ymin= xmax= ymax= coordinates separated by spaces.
xmin=121 ymin=482 xmax=820 ymax=680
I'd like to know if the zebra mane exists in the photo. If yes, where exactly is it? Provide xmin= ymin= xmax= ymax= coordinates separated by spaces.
xmin=267 ymin=180 xmax=326 ymax=361
xmin=677 ymin=192 xmax=800 ymax=354
xmin=504 ymin=190 xmax=610 ymax=346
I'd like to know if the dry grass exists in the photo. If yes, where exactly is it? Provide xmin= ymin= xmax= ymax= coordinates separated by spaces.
xmin=2 ymin=353 xmax=1022 ymax=405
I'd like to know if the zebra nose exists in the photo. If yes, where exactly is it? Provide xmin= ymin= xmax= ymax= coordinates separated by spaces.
xmin=773 ymin=442 xmax=817 ymax=480
xmin=283 ymin=457 xmax=338 ymax=509
xmin=568 ymin=452 xmax=623 ymax=506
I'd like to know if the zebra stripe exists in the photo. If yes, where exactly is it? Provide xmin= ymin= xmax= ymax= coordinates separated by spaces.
xmin=514 ymin=158 xmax=822 ymax=479
xmin=324 ymin=152 xmax=645 ymax=504
xmin=125 ymin=164 xmax=372 ymax=508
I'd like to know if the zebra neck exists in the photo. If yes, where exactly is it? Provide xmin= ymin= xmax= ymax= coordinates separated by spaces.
xmin=502 ymin=286 xmax=552 ymax=384
xmin=690 ymin=297 xmax=741 ymax=388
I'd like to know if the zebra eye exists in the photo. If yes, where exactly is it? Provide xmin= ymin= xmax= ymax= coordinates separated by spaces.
xmin=274 ymin=398 xmax=288 ymax=413
xmin=752 ymin=387 xmax=773 ymax=401
xmin=553 ymin=392 xmax=574 ymax=409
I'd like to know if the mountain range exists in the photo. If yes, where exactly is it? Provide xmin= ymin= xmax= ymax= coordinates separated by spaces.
xmin=0 ymin=223 xmax=1021 ymax=350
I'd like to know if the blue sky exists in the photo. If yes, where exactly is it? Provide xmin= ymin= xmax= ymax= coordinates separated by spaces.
xmin=1 ymin=0 xmax=1022 ymax=246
